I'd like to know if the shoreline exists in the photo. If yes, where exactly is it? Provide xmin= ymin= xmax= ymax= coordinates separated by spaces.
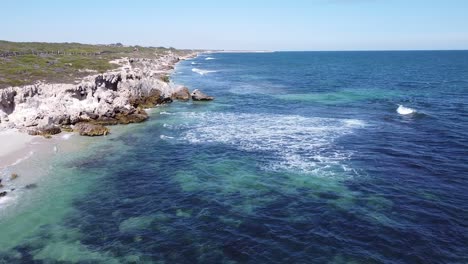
xmin=0 ymin=130 xmax=37 ymax=169
xmin=0 ymin=51 xmax=202 ymax=205
xmin=0 ymin=51 xmax=199 ymax=164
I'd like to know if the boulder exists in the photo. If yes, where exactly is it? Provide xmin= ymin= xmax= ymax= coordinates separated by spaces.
xmin=74 ymin=122 xmax=109 ymax=136
xmin=94 ymin=108 xmax=148 ymax=125
xmin=115 ymin=108 xmax=148 ymax=124
xmin=0 ymin=191 xmax=7 ymax=197
xmin=129 ymin=89 xmax=162 ymax=108
xmin=172 ymin=86 xmax=191 ymax=101
xmin=191 ymin=89 xmax=214 ymax=101
xmin=0 ymin=88 xmax=17 ymax=115
xmin=27 ymin=125 xmax=61 ymax=137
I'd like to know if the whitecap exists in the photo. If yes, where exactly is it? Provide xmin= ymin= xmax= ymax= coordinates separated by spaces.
xmin=192 ymin=68 xmax=217 ymax=75
xmin=344 ymin=119 xmax=366 ymax=127
xmin=175 ymin=112 xmax=365 ymax=177
xmin=160 ymin=135 xmax=174 ymax=140
xmin=159 ymin=111 xmax=173 ymax=115
xmin=397 ymin=105 xmax=416 ymax=115
xmin=205 ymin=57 xmax=215 ymax=60
xmin=162 ymin=123 xmax=174 ymax=129
xmin=191 ymin=62 xmax=198 ymax=65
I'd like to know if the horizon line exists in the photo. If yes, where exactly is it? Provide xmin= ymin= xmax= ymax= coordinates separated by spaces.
xmin=211 ymin=49 xmax=468 ymax=53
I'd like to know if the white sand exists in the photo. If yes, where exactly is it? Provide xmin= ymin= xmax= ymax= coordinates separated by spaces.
xmin=0 ymin=130 xmax=36 ymax=168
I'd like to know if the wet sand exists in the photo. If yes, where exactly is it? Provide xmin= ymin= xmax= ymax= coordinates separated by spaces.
xmin=0 ymin=130 xmax=38 ymax=168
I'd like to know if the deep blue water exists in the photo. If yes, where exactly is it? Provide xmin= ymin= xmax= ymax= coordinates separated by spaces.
xmin=2 ymin=51 xmax=468 ymax=263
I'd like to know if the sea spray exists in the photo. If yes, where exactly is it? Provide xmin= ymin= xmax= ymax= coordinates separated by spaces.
xmin=397 ymin=105 xmax=416 ymax=115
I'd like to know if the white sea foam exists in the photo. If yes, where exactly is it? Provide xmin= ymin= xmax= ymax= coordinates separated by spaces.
xmin=192 ymin=68 xmax=217 ymax=75
xmin=191 ymin=62 xmax=198 ymax=65
xmin=175 ymin=112 xmax=365 ymax=177
xmin=0 ymin=195 xmax=16 ymax=206
xmin=205 ymin=57 xmax=215 ymax=60
xmin=344 ymin=119 xmax=366 ymax=127
xmin=159 ymin=111 xmax=173 ymax=115
xmin=160 ymin=135 xmax=174 ymax=140
xmin=61 ymin=133 xmax=73 ymax=140
xmin=397 ymin=105 xmax=416 ymax=115
xmin=9 ymin=151 xmax=34 ymax=167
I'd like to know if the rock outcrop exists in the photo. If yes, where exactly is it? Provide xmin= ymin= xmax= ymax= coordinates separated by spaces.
xmin=27 ymin=125 xmax=61 ymax=137
xmin=0 ymin=52 xmax=198 ymax=134
xmin=73 ymin=123 xmax=109 ymax=136
xmin=191 ymin=89 xmax=214 ymax=101
xmin=172 ymin=86 xmax=191 ymax=101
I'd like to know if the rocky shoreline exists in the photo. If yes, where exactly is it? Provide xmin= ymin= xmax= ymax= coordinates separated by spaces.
xmin=0 ymin=50 xmax=215 ymax=202
xmin=0 ymin=51 xmax=214 ymax=137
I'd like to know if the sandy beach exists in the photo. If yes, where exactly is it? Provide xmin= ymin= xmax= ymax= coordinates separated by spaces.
xmin=0 ymin=130 xmax=38 ymax=168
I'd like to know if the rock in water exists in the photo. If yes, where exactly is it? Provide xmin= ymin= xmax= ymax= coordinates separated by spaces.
xmin=25 ymin=183 xmax=38 ymax=189
xmin=172 ymin=86 xmax=191 ymax=101
xmin=10 ymin=173 xmax=19 ymax=180
xmin=115 ymin=108 xmax=148 ymax=124
xmin=0 ymin=191 xmax=7 ymax=197
xmin=27 ymin=125 xmax=62 ymax=137
xmin=73 ymin=123 xmax=109 ymax=136
xmin=191 ymin=89 xmax=214 ymax=101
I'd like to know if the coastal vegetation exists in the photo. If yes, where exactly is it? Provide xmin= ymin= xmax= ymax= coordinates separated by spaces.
xmin=0 ymin=40 xmax=189 ymax=88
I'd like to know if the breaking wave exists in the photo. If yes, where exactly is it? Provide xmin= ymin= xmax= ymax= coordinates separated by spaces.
xmin=205 ymin=57 xmax=215 ymax=60
xmin=397 ymin=105 xmax=416 ymax=115
xmin=8 ymin=151 xmax=34 ymax=167
xmin=160 ymin=135 xmax=174 ymax=140
xmin=192 ymin=68 xmax=217 ymax=75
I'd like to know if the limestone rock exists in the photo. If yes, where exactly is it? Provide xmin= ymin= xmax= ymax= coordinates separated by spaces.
xmin=0 ymin=51 xmax=199 ymax=134
xmin=0 ymin=88 xmax=17 ymax=115
xmin=74 ymin=123 xmax=109 ymax=136
xmin=114 ymin=108 xmax=148 ymax=124
xmin=27 ymin=125 xmax=61 ymax=137
xmin=129 ymin=89 xmax=163 ymax=108
xmin=172 ymin=86 xmax=191 ymax=101
xmin=191 ymin=89 xmax=214 ymax=101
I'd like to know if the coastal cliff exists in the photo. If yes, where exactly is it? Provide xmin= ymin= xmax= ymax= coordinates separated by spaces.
xmin=0 ymin=51 xmax=197 ymax=135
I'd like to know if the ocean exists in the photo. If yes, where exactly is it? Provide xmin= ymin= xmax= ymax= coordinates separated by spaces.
xmin=0 ymin=51 xmax=467 ymax=263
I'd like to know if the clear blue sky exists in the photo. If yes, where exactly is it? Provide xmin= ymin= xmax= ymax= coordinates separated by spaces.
xmin=2 ymin=0 xmax=467 ymax=50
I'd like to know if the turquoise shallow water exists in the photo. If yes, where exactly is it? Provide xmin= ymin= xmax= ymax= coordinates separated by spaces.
xmin=1 ymin=51 xmax=468 ymax=263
